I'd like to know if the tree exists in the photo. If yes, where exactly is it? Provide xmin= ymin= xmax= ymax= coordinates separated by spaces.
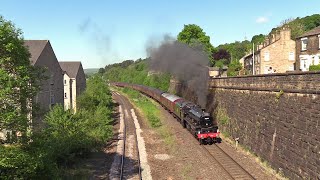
xmin=217 ymin=40 xmax=251 ymax=64
xmin=212 ymin=49 xmax=231 ymax=62
xmin=98 ymin=68 xmax=105 ymax=74
xmin=227 ymin=60 xmax=242 ymax=77
xmin=177 ymin=24 xmax=214 ymax=54
xmin=0 ymin=16 xmax=41 ymax=143
xmin=269 ymin=14 xmax=320 ymax=39
xmin=251 ymin=34 xmax=265 ymax=45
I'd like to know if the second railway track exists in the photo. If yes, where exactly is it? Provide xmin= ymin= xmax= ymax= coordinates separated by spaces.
xmin=113 ymin=92 xmax=142 ymax=180
xmin=202 ymin=143 xmax=256 ymax=180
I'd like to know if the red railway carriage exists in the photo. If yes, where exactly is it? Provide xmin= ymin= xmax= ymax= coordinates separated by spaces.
xmin=160 ymin=93 xmax=182 ymax=113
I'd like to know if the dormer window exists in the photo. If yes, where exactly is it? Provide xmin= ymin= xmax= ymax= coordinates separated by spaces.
xmin=301 ymin=37 xmax=308 ymax=51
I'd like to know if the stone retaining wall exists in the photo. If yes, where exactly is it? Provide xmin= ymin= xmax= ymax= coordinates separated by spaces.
xmin=207 ymin=72 xmax=320 ymax=179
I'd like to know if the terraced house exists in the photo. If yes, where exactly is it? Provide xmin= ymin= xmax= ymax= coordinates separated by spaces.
xmin=296 ymin=26 xmax=320 ymax=71
xmin=243 ymin=27 xmax=296 ymax=74
xmin=59 ymin=61 xmax=86 ymax=113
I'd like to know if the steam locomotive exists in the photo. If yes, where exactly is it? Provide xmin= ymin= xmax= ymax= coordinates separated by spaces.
xmin=113 ymin=82 xmax=220 ymax=145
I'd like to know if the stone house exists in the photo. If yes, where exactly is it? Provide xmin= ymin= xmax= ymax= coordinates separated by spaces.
xmin=59 ymin=62 xmax=86 ymax=112
xmin=295 ymin=26 xmax=320 ymax=71
xmin=244 ymin=27 xmax=296 ymax=74
xmin=242 ymin=53 xmax=254 ymax=74
xmin=1 ymin=40 xmax=63 ymax=141
xmin=24 ymin=40 xmax=64 ymax=125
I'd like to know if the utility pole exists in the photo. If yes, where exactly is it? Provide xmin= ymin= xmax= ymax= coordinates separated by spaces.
xmin=252 ymin=42 xmax=255 ymax=75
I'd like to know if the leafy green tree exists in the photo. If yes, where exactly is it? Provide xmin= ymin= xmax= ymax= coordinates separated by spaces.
xmin=217 ymin=40 xmax=251 ymax=63
xmin=214 ymin=60 xmax=225 ymax=69
xmin=270 ymin=14 xmax=320 ymax=39
xmin=177 ymin=24 xmax=214 ymax=54
xmin=77 ymin=75 xmax=113 ymax=112
xmin=251 ymin=34 xmax=265 ymax=45
xmin=227 ymin=60 xmax=242 ymax=77
xmin=98 ymin=68 xmax=105 ymax=74
xmin=104 ymin=58 xmax=171 ymax=91
xmin=212 ymin=49 xmax=231 ymax=66
xmin=0 ymin=16 xmax=42 ymax=143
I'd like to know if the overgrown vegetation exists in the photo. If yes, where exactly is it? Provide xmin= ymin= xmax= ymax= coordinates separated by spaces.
xmin=118 ymin=87 xmax=176 ymax=149
xmin=0 ymin=15 xmax=44 ymax=144
xmin=216 ymin=106 xmax=230 ymax=126
xmin=121 ymin=88 xmax=162 ymax=128
xmin=104 ymin=59 xmax=171 ymax=91
xmin=275 ymin=90 xmax=284 ymax=100
xmin=309 ymin=64 xmax=320 ymax=71
xmin=0 ymin=76 xmax=114 ymax=178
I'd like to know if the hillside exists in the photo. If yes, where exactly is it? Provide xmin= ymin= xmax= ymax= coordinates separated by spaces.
xmin=103 ymin=58 xmax=171 ymax=91
xmin=84 ymin=68 xmax=99 ymax=75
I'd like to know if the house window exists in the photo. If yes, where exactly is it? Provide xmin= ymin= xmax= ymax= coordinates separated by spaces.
xmin=289 ymin=52 xmax=295 ymax=61
xmin=318 ymin=35 xmax=320 ymax=49
xmin=264 ymin=66 xmax=270 ymax=74
xmin=50 ymin=96 xmax=55 ymax=108
xmin=64 ymin=93 xmax=67 ymax=98
xmin=301 ymin=38 xmax=308 ymax=51
xmin=288 ymin=64 xmax=294 ymax=71
xmin=264 ymin=52 xmax=270 ymax=61
xmin=64 ymin=80 xmax=67 ymax=84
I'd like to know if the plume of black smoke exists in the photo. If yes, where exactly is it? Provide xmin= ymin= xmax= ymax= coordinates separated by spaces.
xmin=79 ymin=18 xmax=118 ymax=65
xmin=147 ymin=36 xmax=209 ymax=107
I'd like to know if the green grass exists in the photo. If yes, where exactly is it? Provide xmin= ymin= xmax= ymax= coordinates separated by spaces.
xmin=118 ymin=87 xmax=176 ymax=151
xmin=121 ymin=88 xmax=162 ymax=128
xmin=157 ymin=126 xmax=175 ymax=148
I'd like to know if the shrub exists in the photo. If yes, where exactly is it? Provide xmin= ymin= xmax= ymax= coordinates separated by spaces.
xmin=309 ymin=64 xmax=320 ymax=71
xmin=0 ymin=145 xmax=55 ymax=179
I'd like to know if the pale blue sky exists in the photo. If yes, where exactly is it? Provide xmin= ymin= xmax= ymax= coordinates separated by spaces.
xmin=1 ymin=1 xmax=319 ymax=68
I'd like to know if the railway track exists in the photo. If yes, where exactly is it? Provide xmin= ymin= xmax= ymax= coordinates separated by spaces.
xmin=113 ymin=88 xmax=255 ymax=179
xmin=201 ymin=143 xmax=256 ymax=180
xmin=113 ymin=92 xmax=142 ymax=180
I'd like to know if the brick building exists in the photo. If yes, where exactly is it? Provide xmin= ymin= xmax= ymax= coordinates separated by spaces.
xmin=244 ymin=27 xmax=296 ymax=74
xmin=295 ymin=26 xmax=320 ymax=71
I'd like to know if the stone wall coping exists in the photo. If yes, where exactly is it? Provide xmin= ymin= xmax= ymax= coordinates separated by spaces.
xmin=211 ymin=71 xmax=320 ymax=80
xmin=210 ymin=86 xmax=320 ymax=95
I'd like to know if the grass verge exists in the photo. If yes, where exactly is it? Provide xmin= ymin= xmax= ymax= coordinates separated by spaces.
xmin=115 ymin=87 xmax=176 ymax=150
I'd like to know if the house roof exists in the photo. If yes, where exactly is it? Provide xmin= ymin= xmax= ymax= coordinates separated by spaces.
xmin=59 ymin=61 xmax=81 ymax=78
xmin=24 ymin=40 xmax=49 ymax=65
xmin=298 ymin=26 xmax=320 ymax=38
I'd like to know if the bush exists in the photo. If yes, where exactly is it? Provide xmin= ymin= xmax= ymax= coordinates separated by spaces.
xmin=309 ymin=64 xmax=320 ymax=71
xmin=227 ymin=60 xmax=242 ymax=77
xmin=0 ymin=145 xmax=55 ymax=179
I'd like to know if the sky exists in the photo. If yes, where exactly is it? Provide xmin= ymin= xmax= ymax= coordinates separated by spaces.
xmin=1 ymin=1 xmax=319 ymax=69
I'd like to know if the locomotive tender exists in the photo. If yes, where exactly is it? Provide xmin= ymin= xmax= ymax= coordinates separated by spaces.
xmin=113 ymin=82 xmax=220 ymax=145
